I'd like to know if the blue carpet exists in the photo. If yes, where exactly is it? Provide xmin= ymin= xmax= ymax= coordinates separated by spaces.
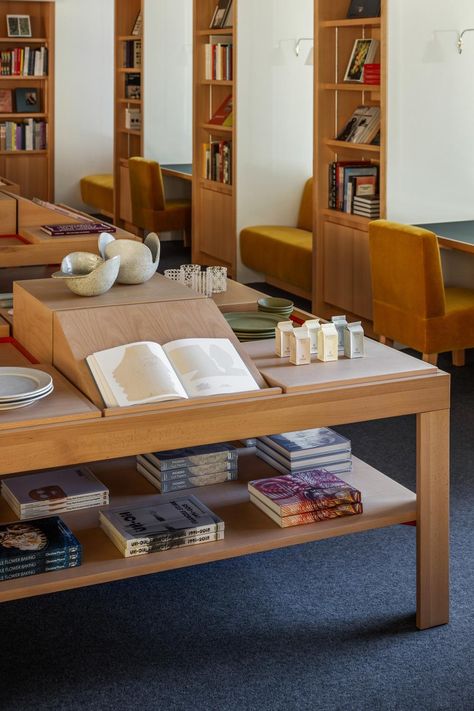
xmin=1 ymin=264 xmax=472 ymax=710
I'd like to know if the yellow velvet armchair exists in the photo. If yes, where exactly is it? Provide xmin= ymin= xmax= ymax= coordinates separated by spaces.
xmin=368 ymin=220 xmax=474 ymax=365
xmin=128 ymin=157 xmax=191 ymax=241
xmin=240 ymin=178 xmax=313 ymax=299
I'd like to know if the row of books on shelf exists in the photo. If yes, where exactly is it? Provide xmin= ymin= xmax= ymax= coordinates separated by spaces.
xmin=122 ymin=39 xmax=141 ymax=69
xmin=209 ymin=0 xmax=234 ymax=29
xmin=202 ymin=139 xmax=232 ymax=184
xmin=0 ymin=119 xmax=47 ymax=151
xmin=0 ymin=428 xmax=363 ymax=581
xmin=124 ymin=107 xmax=141 ymax=131
xmin=0 ymin=46 xmax=48 ymax=77
xmin=204 ymin=39 xmax=233 ymax=81
xmin=0 ymin=87 xmax=41 ymax=114
xmin=328 ymin=160 xmax=379 ymax=216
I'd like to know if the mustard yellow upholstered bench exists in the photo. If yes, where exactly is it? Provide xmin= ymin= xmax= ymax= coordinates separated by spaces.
xmin=240 ymin=178 xmax=313 ymax=300
xmin=80 ymin=174 xmax=114 ymax=218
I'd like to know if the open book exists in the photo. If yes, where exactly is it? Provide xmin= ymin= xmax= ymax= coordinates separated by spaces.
xmin=86 ymin=338 xmax=260 ymax=408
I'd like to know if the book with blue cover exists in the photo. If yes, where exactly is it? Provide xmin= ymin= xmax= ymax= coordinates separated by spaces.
xmin=256 ymin=440 xmax=350 ymax=470
xmin=144 ymin=443 xmax=237 ymax=471
xmin=258 ymin=428 xmax=350 ymax=460
xmin=0 ymin=516 xmax=81 ymax=572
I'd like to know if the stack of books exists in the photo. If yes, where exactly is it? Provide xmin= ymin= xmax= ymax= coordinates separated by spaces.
xmin=328 ymin=160 xmax=379 ymax=213
xmin=248 ymin=470 xmax=363 ymax=528
xmin=1 ymin=467 xmax=109 ymax=520
xmin=137 ymin=443 xmax=238 ymax=493
xmin=256 ymin=427 xmax=351 ymax=476
xmin=100 ymin=496 xmax=224 ymax=557
xmin=353 ymin=195 xmax=380 ymax=218
xmin=336 ymin=105 xmax=380 ymax=145
xmin=0 ymin=516 xmax=82 ymax=581
xmin=363 ymin=63 xmax=381 ymax=85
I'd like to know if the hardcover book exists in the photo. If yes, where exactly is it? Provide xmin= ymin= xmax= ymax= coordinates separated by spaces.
xmin=15 ymin=87 xmax=40 ymax=113
xmin=0 ymin=89 xmax=12 ymax=112
xmin=346 ymin=0 xmax=381 ymax=18
xmin=209 ymin=94 xmax=233 ymax=127
xmin=250 ymin=495 xmax=363 ymax=528
xmin=210 ymin=0 xmax=233 ymax=29
xmin=40 ymin=222 xmax=116 ymax=236
xmin=344 ymin=39 xmax=379 ymax=83
xmin=0 ymin=516 xmax=81 ymax=564
xmin=100 ymin=495 xmax=224 ymax=547
xmin=337 ymin=106 xmax=380 ymax=144
xmin=140 ymin=443 xmax=237 ymax=471
xmin=248 ymin=469 xmax=361 ymax=517
xmin=258 ymin=428 xmax=350 ymax=459
xmin=256 ymin=440 xmax=350 ymax=471
xmin=256 ymin=447 xmax=352 ymax=477
xmin=87 ymin=338 xmax=260 ymax=408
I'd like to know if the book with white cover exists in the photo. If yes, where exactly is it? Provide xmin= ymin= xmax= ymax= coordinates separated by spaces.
xmin=86 ymin=338 xmax=260 ymax=408
xmin=256 ymin=448 xmax=352 ymax=477
xmin=258 ymin=428 xmax=351 ymax=459
xmin=1 ymin=467 xmax=108 ymax=510
xmin=256 ymin=440 xmax=351 ymax=470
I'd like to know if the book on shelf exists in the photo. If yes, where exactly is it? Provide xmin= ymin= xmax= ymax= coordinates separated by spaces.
xmin=256 ymin=447 xmax=352 ymax=477
xmin=0 ymin=46 xmax=48 ymax=77
xmin=137 ymin=458 xmax=238 ymax=494
xmin=336 ymin=105 xmax=380 ymax=145
xmin=131 ymin=11 xmax=143 ymax=36
xmin=208 ymin=94 xmax=233 ymax=127
xmin=0 ymin=516 xmax=82 ymax=581
xmin=346 ymin=0 xmax=381 ymax=19
xmin=202 ymin=140 xmax=232 ymax=184
xmin=256 ymin=439 xmax=351 ymax=470
xmin=210 ymin=0 xmax=233 ymax=29
xmin=123 ymin=39 xmax=142 ymax=69
xmin=14 ymin=87 xmax=40 ymax=113
xmin=86 ymin=338 xmax=260 ymax=409
xmin=352 ymin=195 xmax=381 ymax=218
xmin=328 ymin=160 xmax=372 ymax=210
xmin=0 ymin=89 xmax=12 ymax=113
xmin=250 ymin=495 xmax=363 ymax=528
xmin=342 ymin=165 xmax=379 ymax=213
xmin=40 ymin=222 xmax=116 ymax=237
xmin=1 ymin=466 xmax=109 ymax=520
xmin=258 ymin=428 xmax=351 ymax=459
xmin=125 ymin=107 xmax=141 ymax=130
xmin=344 ymin=38 xmax=379 ymax=83
xmin=100 ymin=496 xmax=224 ymax=557
xmin=328 ymin=161 xmax=379 ymax=213
xmin=138 ymin=443 xmax=238 ymax=471
xmin=0 ymin=119 xmax=47 ymax=151
xmin=204 ymin=39 xmax=233 ymax=81
xmin=125 ymin=72 xmax=141 ymax=99
xmin=363 ymin=63 xmax=381 ymax=85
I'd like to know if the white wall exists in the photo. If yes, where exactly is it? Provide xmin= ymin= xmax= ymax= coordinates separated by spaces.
xmin=144 ymin=0 xmax=193 ymax=165
xmin=387 ymin=0 xmax=474 ymax=286
xmin=55 ymin=0 xmax=114 ymax=208
xmin=237 ymin=0 xmax=313 ymax=282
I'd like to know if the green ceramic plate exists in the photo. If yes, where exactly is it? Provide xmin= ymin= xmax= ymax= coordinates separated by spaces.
xmin=224 ymin=312 xmax=283 ymax=333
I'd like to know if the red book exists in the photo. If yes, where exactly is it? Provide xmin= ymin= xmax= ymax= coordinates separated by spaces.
xmin=208 ymin=94 xmax=233 ymax=126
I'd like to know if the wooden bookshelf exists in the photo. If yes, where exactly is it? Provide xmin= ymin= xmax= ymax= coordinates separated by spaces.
xmin=0 ymin=1 xmax=54 ymax=201
xmin=114 ymin=0 xmax=143 ymax=226
xmin=313 ymin=0 xmax=387 ymax=327
xmin=192 ymin=0 xmax=236 ymax=276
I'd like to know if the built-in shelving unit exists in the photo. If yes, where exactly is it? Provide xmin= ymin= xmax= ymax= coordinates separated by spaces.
xmin=313 ymin=0 xmax=387 ymax=326
xmin=192 ymin=0 xmax=236 ymax=276
xmin=0 ymin=1 xmax=54 ymax=200
xmin=114 ymin=0 xmax=144 ymax=226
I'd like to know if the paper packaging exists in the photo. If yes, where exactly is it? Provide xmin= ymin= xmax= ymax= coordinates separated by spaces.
xmin=304 ymin=319 xmax=320 ymax=355
xmin=344 ymin=321 xmax=365 ymax=358
xmin=275 ymin=321 xmax=294 ymax=358
xmin=332 ymin=315 xmax=348 ymax=353
xmin=289 ymin=327 xmax=311 ymax=366
xmin=317 ymin=323 xmax=338 ymax=362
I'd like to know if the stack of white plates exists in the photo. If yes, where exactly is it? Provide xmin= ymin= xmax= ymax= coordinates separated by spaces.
xmin=0 ymin=368 xmax=54 ymax=411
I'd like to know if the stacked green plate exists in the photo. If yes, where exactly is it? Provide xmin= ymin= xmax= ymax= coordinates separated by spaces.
xmin=257 ymin=297 xmax=294 ymax=319
xmin=224 ymin=311 xmax=283 ymax=341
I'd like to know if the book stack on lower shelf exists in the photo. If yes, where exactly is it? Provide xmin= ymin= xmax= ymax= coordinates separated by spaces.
xmin=256 ymin=427 xmax=352 ymax=476
xmin=1 ymin=467 xmax=109 ymax=520
xmin=248 ymin=470 xmax=363 ymax=528
xmin=0 ymin=516 xmax=82 ymax=581
xmin=136 ymin=443 xmax=239 ymax=493
xmin=100 ymin=496 xmax=225 ymax=558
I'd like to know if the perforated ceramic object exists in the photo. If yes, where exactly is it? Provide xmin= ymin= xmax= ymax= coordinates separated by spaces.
xmin=51 ymin=252 xmax=121 ymax=296
xmin=103 ymin=233 xmax=161 ymax=284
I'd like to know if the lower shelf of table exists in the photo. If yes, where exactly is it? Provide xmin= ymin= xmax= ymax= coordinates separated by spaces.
xmin=0 ymin=452 xmax=417 ymax=603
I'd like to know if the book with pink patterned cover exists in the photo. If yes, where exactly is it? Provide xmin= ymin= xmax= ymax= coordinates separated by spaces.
xmin=249 ymin=495 xmax=363 ymax=527
xmin=248 ymin=469 xmax=361 ymax=517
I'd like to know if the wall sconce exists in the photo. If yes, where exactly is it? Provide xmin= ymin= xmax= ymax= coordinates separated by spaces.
xmin=295 ymin=37 xmax=314 ymax=64
xmin=457 ymin=28 xmax=474 ymax=54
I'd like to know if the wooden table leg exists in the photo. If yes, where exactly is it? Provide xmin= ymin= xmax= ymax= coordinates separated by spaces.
xmin=416 ymin=409 xmax=450 ymax=630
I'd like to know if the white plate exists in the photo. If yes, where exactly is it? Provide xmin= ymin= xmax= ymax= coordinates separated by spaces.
xmin=0 ymin=386 xmax=54 ymax=411
xmin=0 ymin=383 xmax=54 ymax=405
xmin=0 ymin=368 xmax=53 ymax=401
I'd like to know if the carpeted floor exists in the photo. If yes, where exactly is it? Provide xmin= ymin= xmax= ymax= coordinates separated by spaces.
xmin=2 ymin=242 xmax=473 ymax=710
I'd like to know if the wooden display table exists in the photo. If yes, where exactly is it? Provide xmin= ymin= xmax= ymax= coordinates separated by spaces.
xmin=0 ymin=192 xmax=139 ymax=269
xmin=0 ymin=283 xmax=450 ymax=631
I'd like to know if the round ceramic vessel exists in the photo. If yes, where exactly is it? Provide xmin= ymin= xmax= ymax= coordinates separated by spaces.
xmin=51 ymin=253 xmax=121 ymax=296
xmin=104 ymin=233 xmax=160 ymax=284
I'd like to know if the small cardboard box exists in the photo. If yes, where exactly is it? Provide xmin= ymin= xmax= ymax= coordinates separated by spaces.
xmin=289 ymin=327 xmax=311 ymax=366
xmin=304 ymin=319 xmax=320 ymax=355
xmin=275 ymin=321 xmax=294 ymax=358
xmin=344 ymin=321 xmax=365 ymax=358
xmin=317 ymin=323 xmax=338 ymax=362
